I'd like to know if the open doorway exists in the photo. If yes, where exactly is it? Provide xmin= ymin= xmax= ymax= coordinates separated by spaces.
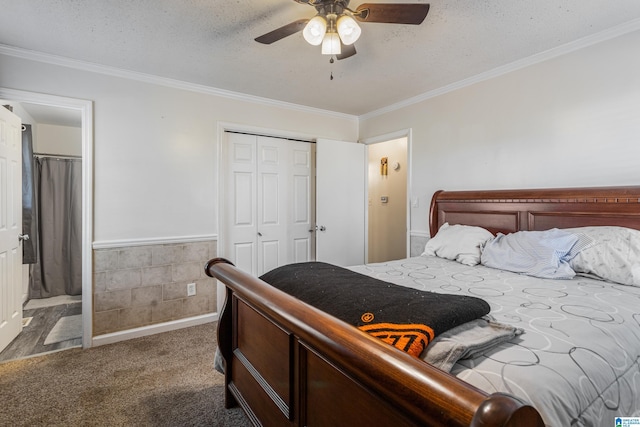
xmin=366 ymin=135 xmax=409 ymax=263
xmin=0 ymin=89 xmax=93 ymax=362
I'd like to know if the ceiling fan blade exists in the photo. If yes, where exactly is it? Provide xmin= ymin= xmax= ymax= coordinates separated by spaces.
xmin=255 ymin=19 xmax=309 ymax=44
xmin=354 ymin=3 xmax=430 ymax=25
xmin=337 ymin=43 xmax=356 ymax=60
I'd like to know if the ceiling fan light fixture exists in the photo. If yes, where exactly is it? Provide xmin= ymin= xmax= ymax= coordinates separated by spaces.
xmin=321 ymin=32 xmax=341 ymax=55
xmin=303 ymin=15 xmax=327 ymax=46
xmin=255 ymin=1 xmax=431 ymax=60
xmin=336 ymin=14 xmax=361 ymax=45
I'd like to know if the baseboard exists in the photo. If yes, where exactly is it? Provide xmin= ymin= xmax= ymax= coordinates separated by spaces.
xmin=91 ymin=313 xmax=218 ymax=347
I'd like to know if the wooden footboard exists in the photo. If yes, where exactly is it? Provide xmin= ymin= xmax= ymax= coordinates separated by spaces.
xmin=205 ymin=258 xmax=544 ymax=427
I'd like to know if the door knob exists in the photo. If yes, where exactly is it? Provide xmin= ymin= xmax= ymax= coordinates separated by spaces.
xmin=319 ymin=226 xmax=326 ymax=232
xmin=18 ymin=234 xmax=30 ymax=242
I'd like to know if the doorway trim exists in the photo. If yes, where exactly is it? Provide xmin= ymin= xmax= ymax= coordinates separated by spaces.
xmin=0 ymin=87 xmax=94 ymax=349
xmin=360 ymin=128 xmax=412 ymax=260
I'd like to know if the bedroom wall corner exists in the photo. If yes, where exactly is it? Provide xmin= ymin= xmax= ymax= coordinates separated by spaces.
xmin=358 ymin=28 xmax=640 ymax=235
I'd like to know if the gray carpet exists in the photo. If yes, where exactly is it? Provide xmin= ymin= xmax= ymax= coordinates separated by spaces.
xmin=0 ymin=322 xmax=251 ymax=427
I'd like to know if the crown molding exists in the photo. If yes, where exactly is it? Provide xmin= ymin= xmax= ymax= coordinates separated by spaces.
xmin=360 ymin=18 xmax=640 ymax=121
xmin=0 ymin=44 xmax=357 ymax=122
xmin=3 ymin=17 xmax=639 ymax=124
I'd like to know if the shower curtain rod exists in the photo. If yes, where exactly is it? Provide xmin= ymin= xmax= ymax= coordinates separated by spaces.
xmin=33 ymin=152 xmax=82 ymax=160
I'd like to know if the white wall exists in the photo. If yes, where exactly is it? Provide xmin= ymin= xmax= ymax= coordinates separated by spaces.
xmin=3 ymin=29 xmax=639 ymax=244
xmin=359 ymin=29 xmax=640 ymax=234
xmin=0 ymin=54 xmax=358 ymax=243
xmin=34 ymin=123 xmax=82 ymax=156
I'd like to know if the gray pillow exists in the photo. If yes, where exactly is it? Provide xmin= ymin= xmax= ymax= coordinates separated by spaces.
xmin=567 ymin=226 xmax=640 ymax=287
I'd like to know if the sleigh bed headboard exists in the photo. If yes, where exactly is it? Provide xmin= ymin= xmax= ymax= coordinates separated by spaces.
xmin=429 ymin=186 xmax=640 ymax=237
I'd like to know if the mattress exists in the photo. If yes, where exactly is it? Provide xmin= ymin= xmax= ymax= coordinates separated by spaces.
xmin=350 ymin=255 xmax=640 ymax=426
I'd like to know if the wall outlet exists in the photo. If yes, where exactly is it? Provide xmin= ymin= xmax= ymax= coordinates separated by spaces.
xmin=187 ymin=282 xmax=197 ymax=296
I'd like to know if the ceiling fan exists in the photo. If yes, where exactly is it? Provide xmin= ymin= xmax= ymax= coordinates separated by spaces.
xmin=255 ymin=1 xmax=430 ymax=60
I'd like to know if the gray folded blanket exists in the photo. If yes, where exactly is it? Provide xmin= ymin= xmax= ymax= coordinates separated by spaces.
xmin=423 ymin=315 xmax=522 ymax=372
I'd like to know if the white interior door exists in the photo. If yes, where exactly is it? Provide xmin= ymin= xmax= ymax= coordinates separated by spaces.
xmin=0 ymin=106 xmax=23 ymax=353
xmin=224 ymin=132 xmax=258 ymax=274
xmin=223 ymin=132 xmax=315 ymax=276
xmin=257 ymin=136 xmax=291 ymax=275
xmin=316 ymin=139 xmax=365 ymax=266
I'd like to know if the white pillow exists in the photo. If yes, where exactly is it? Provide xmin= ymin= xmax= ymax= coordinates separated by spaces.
xmin=566 ymin=226 xmax=640 ymax=287
xmin=422 ymin=223 xmax=493 ymax=266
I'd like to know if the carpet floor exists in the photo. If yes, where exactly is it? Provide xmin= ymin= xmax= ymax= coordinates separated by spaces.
xmin=0 ymin=322 xmax=251 ymax=427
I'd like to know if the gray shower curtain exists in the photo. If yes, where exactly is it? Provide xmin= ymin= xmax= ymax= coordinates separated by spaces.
xmin=29 ymin=156 xmax=82 ymax=298
xmin=22 ymin=125 xmax=36 ymax=264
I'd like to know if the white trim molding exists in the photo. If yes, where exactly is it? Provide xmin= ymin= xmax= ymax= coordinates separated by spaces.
xmin=92 ymin=313 xmax=217 ymax=347
xmin=361 ymin=129 xmax=413 ymax=259
xmin=360 ymin=18 xmax=640 ymax=121
xmin=359 ymin=128 xmax=412 ymax=146
xmin=0 ymin=44 xmax=356 ymax=122
xmin=411 ymin=229 xmax=431 ymax=238
xmin=0 ymin=87 xmax=95 ymax=350
xmin=92 ymin=234 xmax=218 ymax=249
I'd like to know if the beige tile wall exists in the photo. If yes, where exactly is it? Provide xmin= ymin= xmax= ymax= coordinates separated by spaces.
xmin=93 ymin=240 xmax=217 ymax=335
xmin=411 ymin=234 xmax=429 ymax=257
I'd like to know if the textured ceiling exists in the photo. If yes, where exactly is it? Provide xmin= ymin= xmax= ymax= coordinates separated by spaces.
xmin=1 ymin=0 xmax=640 ymax=116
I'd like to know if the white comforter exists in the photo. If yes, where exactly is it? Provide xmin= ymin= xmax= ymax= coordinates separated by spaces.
xmin=350 ymin=255 xmax=640 ymax=427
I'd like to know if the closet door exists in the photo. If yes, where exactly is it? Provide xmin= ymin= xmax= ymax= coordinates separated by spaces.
xmin=224 ymin=133 xmax=258 ymax=274
xmin=289 ymin=141 xmax=315 ymax=264
xmin=256 ymin=136 xmax=288 ymax=274
xmin=223 ymin=133 xmax=315 ymax=276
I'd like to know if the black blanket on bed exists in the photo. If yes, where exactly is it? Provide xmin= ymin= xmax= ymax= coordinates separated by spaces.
xmin=259 ymin=262 xmax=490 ymax=357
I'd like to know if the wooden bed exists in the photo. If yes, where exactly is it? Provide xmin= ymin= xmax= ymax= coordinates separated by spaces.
xmin=205 ymin=186 xmax=640 ymax=427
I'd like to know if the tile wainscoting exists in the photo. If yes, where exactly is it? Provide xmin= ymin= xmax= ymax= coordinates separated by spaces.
xmin=91 ymin=234 xmax=427 ymax=336
xmin=410 ymin=232 xmax=430 ymax=257
xmin=93 ymin=240 xmax=217 ymax=335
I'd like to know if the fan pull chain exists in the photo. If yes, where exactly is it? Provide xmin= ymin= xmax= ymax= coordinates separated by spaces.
xmin=329 ymin=56 xmax=334 ymax=80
